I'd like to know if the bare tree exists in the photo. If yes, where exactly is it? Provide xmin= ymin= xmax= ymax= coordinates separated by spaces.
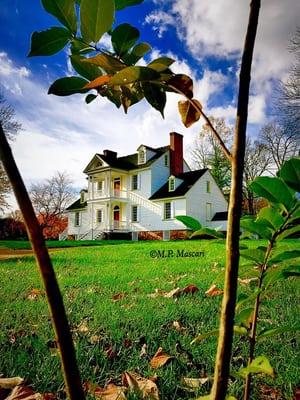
xmin=259 ymin=122 xmax=299 ymax=172
xmin=0 ymin=90 xmax=22 ymax=211
xmin=190 ymin=117 xmax=232 ymax=190
xmin=30 ymin=171 xmax=75 ymax=230
xmin=243 ymin=137 xmax=272 ymax=214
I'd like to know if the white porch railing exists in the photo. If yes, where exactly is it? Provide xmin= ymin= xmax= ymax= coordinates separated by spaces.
xmin=59 ymin=229 xmax=68 ymax=241
xmin=89 ymin=189 xmax=128 ymax=200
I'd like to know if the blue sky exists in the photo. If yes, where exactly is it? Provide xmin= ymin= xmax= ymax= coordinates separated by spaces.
xmin=0 ymin=0 xmax=299 ymax=207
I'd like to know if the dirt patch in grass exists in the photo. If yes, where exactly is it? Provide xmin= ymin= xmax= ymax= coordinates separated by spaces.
xmin=0 ymin=247 xmax=64 ymax=259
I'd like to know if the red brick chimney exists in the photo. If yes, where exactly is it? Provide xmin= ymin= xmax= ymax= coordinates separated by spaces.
xmin=170 ymin=132 xmax=183 ymax=175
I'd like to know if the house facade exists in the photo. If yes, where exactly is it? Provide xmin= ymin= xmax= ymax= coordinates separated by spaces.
xmin=64 ymin=132 xmax=228 ymax=240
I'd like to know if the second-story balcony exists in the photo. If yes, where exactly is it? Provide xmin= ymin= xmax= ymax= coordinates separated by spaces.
xmin=89 ymin=188 xmax=128 ymax=201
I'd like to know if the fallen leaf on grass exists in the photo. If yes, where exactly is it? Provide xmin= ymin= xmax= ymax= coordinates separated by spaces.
xmin=172 ymin=321 xmax=186 ymax=332
xmin=259 ymin=384 xmax=283 ymax=400
xmin=180 ymin=284 xmax=199 ymax=296
xmin=181 ymin=377 xmax=209 ymax=389
xmin=205 ymin=284 xmax=223 ymax=297
xmin=112 ymin=293 xmax=126 ymax=302
xmin=0 ymin=378 xmax=24 ymax=389
xmin=89 ymin=335 xmax=101 ymax=345
xmin=238 ymin=277 xmax=258 ymax=286
xmin=139 ymin=343 xmax=147 ymax=358
xmin=150 ymin=347 xmax=173 ymax=369
xmin=27 ymin=289 xmax=43 ymax=300
xmin=122 ymin=372 xmax=159 ymax=400
xmin=105 ymin=346 xmax=118 ymax=360
xmin=163 ymin=288 xmax=181 ymax=298
xmin=77 ymin=320 xmax=89 ymax=334
xmin=5 ymin=385 xmax=43 ymax=400
xmin=148 ymin=289 xmax=165 ymax=298
xmin=94 ymin=384 xmax=126 ymax=400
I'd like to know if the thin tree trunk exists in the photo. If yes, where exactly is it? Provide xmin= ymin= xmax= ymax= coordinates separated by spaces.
xmin=210 ymin=1 xmax=261 ymax=399
xmin=0 ymin=123 xmax=85 ymax=400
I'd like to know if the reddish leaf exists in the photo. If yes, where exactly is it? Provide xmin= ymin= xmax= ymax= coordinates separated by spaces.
xmin=150 ymin=347 xmax=173 ymax=369
xmin=178 ymin=99 xmax=201 ymax=128
xmin=205 ymin=284 xmax=223 ymax=297
xmin=167 ymin=74 xmax=193 ymax=98
xmin=27 ymin=289 xmax=43 ymax=300
xmin=122 ymin=371 xmax=159 ymax=400
xmin=112 ymin=292 xmax=126 ymax=301
xmin=94 ymin=384 xmax=126 ymax=400
xmin=84 ymin=75 xmax=112 ymax=90
xmin=180 ymin=284 xmax=199 ymax=295
xmin=5 ymin=385 xmax=41 ymax=400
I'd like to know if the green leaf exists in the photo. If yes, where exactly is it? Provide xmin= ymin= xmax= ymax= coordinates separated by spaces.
xmin=148 ymin=57 xmax=175 ymax=72
xmin=240 ymin=248 xmax=265 ymax=265
xmin=85 ymin=94 xmax=97 ymax=104
xmin=256 ymin=207 xmax=284 ymax=231
xmin=112 ymin=23 xmax=140 ymax=57
xmin=123 ymin=42 xmax=151 ymax=65
xmin=238 ymin=356 xmax=274 ymax=379
xmin=28 ymin=27 xmax=71 ymax=57
xmin=115 ymin=0 xmax=143 ymax=10
xmin=142 ymin=82 xmax=166 ymax=118
xmin=80 ymin=0 xmax=115 ymax=43
xmin=250 ymin=177 xmax=295 ymax=211
xmin=178 ymin=99 xmax=201 ymax=128
xmin=166 ymin=74 xmax=193 ymax=98
xmin=263 ymin=265 xmax=300 ymax=288
xmin=191 ymin=329 xmax=219 ymax=344
xmin=109 ymin=66 xmax=160 ymax=86
xmin=83 ymin=53 xmax=125 ymax=74
xmin=277 ymin=224 xmax=300 ymax=240
xmin=240 ymin=217 xmax=272 ymax=240
xmin=236 ymin=289 xmax=262 ymax=311
xmin=41 ymin=0 xmax=77 ymax=33
xmin=71 ymin=39 xmax=95 ymax=54
xmin=269 ymin=250 xmax=300 ymax=265
xmin=48 ymin=77 xmax=89 ymax=96
xmin=279 ymin=157 xmax=300 ymax=192
xmin=257 ymin=325 xmax=300 ymax=341
xmin=191 ymin=227 xmax=224 ymax=239
xmin=175 ymin=215 xmax=202 ymax=231
xmin=235 ymin=308 xmax=253 ymax=329
xmin=70 ymin=55 xmax=102 ymax=80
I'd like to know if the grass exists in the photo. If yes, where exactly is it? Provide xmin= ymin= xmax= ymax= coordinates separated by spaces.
xmin=0 ymin=239 xmax=299 ymax=399
xmin=0 ymin=239 xmax=132 ymax=250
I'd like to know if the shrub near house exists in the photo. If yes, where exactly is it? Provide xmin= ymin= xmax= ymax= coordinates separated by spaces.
xmin=66 ymin=132 xmax=228 ymax=240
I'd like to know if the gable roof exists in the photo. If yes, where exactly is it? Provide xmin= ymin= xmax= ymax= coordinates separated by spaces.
xmin=211 ymin=211 xmax=228 ymax=221
xmin=149 ymin=169 xmax=208 ymax=200
xmin=85 ymin=145 xmax=170 ymax=173
xmin=66 ymin=198 xmax=87 ymax=211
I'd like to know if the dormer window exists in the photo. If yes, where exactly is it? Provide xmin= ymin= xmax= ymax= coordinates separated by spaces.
xmin=138 ymin=148 xmax=146 ymax=164
xmin=169 ymin=176 xmax=175 ymax=192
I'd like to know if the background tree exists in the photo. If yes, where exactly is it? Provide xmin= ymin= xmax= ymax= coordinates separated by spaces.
xmin=243 ymin=137 xmax=272 ymax=214
xmin=30 ymin=171 xmax=75 ymax=237
xmin=0 ymin=90 xmax=22 ymax=211
xmin=190 ymin=117 xmax=232 ymax=191
xmin=259 ymin=122 xmax=299 ymax=172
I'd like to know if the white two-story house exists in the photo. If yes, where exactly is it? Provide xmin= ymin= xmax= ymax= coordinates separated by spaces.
xmin=64 ymin=132 xmax=228 ymax=240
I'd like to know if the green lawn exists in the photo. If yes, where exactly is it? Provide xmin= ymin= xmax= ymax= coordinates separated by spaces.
xmin=0 ymin=240 xmax=299 ymax=399
xmin=0 ymin=239 xmax=132 ymax=250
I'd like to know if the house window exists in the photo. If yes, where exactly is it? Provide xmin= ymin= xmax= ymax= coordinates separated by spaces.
xmin=164 ymin=202 xmax=172 ymax=220
xmin=97 ymin=180 xmax=104 ymax=191
xmin=206 ymin=203 xmax=212 ymax=221
xmin=138 ymin=149 xmax=146 ymax=164
xmin=132 ymin=205 xmax=138 ymax=222
xmin=164 ymin=154 xmax=168 ymax=166
xmin=169 ymin=177 xmax=175 ymax=192
xmin=132 ymin=174 xmax=138 ymax=190
xmin=74 ymin=212 xmax=80 ymax=226
xmin=97 ymin=209 xmax=103 ymax=223
xmin=80 ymin=191 xmax=85 ymax=203
xmin=206 ymin=181 xmax=211 ymax=193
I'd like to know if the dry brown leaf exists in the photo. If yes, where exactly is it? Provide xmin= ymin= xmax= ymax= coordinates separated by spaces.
xmin=238 ymin=277 xmax=258 ymax=286
xmin=94 ymin=384 xmax=126 ymax=400
xmin=77 ymin=320 xmax=89 ymax=334
xmin=0 ymin=378 xmax=24 ymax=390
xmin=150 ymin=347 xmax=173 ymax=369
xmin=148 ymin=289 xmax=164 ymax=298
xmin=180 ymin=284 xmax=199 ymax=296
xmin=139 ymin=343 xmax=147 ymax=358
xmin=122 ymin=372 xmax=159 ymax=400
xmin=27 ymin=289 xmax=43 ymax=300
xmin=89 ymin=335 xmax=101 ymax=345
xmin=5 ymin=385 xmax=43 ymax=400
xmin=105 ymin=346 xmax=117 ymax=360
xmin=163 ymin=288 xmax=181 ymax=298
xmin=112 ymin=293 xmax=126 ymax=302
xmin=205 ymin=284 xmax=223 ymax=297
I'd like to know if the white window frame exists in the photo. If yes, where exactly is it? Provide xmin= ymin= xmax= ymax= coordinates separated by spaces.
xmin=169 ymin=177 xmax=175 ymax=192
xmin=206 ymin=180 xmax=211 ymax=193
xmin=138 ymin=149 xmax=146 ymax=164
xmin=74 ymin=211 xmax=80 ymax=226
xmin=206 ymin=203 xmax=212 ymax=221
xmin=131 ymin=205 xmax=138 ymax=222
xmin=96 ymin=209 xmax=103 ymax=223
xmin=164 ymin=202 xmax=172 ymax=220
xmin=97 ymin=180 xmax=104 ymax=192
xmin=131 ymin=174 xmax=139 ymax=190
xmin=80 ymin=191 xmax=85 ymax=203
